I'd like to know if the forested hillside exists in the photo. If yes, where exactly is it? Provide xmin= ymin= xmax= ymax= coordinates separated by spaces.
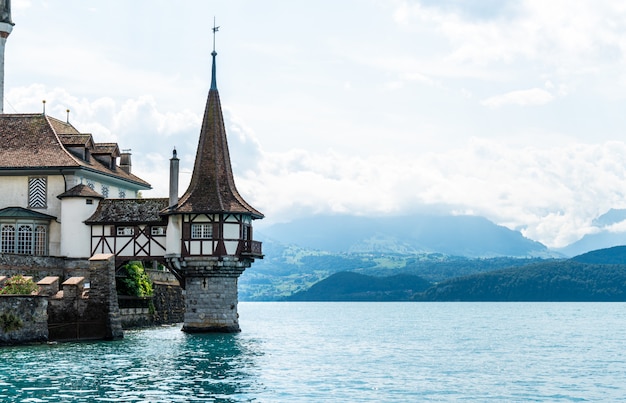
xmin=417 ymin=261 xmax=626 ymax=301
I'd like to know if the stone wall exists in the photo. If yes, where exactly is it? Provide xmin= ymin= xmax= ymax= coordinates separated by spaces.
xmin=117 ymin=270 xmax=184 ymax=328
xmin=0 ymin=255 xmax=183 ymax=341
xmin=0 ymin=254 xmax=91 ymax=282
xmin=0 ymin=296 xmax=48 ymax=345
xmin=152 ymin=280 xmax=184 ymax=325
xmin=47 ymin=254 xmax=123 ymax=341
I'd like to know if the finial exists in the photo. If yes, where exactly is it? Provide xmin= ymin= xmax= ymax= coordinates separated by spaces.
xmin=42 ymin=100 xmax=46 ymax=115
xmin=172 ymin=147 xmax=178 ymax=159
xmin=212 ymin=17 xmax=219 ymax=54
xmin=210 ymin=17 xmax=219 ymax=91
xmin=66 ymin=109 xmax=70 ymax=123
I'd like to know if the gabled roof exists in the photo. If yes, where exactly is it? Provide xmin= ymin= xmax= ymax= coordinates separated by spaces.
xmin=58 ymin=134 xmax=94 ymax=148
xmin=0 ymin=114 xmax=151 ymax=189
xmin=93 ymin=143 xmax=121 ymax=157
xmin=48 ymin=116 xmax=80 ymax=135
xmin=57 ymin=184 xmax=104 ymax=199
xmin=85 ymin=198 xmax=168 ymax=224
xmin=0 ymin=206 xmax=56 ymax=220
xmin=167 ymin=52 xmax=263 ymax=219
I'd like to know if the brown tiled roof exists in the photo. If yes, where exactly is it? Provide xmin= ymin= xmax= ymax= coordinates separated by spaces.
xmin=57 ymin=184 xmax=104 ymax=199
xmin=0 ymin=114 xmax=151 ymax=189
xmin=48 ymin=116 xmax=80 ymax=134
xmin=85 ymin=198 xmax=168 ymax=224
xmin=167 ymin=87 xmax=263 ymax=219
xmin=58 ymin=134 xmax=94 ymax=147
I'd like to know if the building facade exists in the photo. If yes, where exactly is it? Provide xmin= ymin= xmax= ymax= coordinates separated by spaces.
xmin=0 ymin=6 xmax=263 ymax=333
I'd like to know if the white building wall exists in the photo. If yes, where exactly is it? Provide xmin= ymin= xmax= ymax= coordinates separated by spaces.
xmin=0 ymin=174 xmax=65 ymax=255
xmin=59 ymin=197 xmax=100 ymax=258
xmin=165 ymin=215 xmax=182 ymax=256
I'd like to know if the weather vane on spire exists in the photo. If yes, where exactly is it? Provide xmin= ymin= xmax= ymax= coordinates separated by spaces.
xmin=210 ymin=17 xmax=220 ymax=90
xmin=212 ymin=17 xmax=220 ymax=55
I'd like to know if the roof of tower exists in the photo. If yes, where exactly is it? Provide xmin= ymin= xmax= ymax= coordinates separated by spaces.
xmin=167 ymin=47 xmax=263 ymax=219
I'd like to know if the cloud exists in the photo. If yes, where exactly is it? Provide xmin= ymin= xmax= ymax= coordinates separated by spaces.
xmin=11 ymin=83 xmax=626 ymax=249
xmin=481 ymin=87 xmax=554 ymax=108
xmin=237 ymin=138 xmax=626 ymax=249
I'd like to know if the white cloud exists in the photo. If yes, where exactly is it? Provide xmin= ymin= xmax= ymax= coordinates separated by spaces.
xmin=481 ymin=88 xmax=554 ymax=108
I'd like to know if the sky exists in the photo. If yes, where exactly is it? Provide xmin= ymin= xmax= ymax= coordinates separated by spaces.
xmin=7 ymin=0 xmax=626 ymax=248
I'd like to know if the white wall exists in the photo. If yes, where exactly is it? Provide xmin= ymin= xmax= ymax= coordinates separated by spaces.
xmin=59 ymin=197 xmax=100 ymax=258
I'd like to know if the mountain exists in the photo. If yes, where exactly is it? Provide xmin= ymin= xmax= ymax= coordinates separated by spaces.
xmin=417 ymin=260 xmax=626 ymax=301
xmin=284 ymin=271 xmax=432 ymax=301
xmin=259 ymin=214 xmax=550 ymax=258
xmin=570 ymin=245 xmax=626 ymax=265
xmin=239 ymin=236 xmax=551 ymax=301
xmin=557 ymin=209 xmax=626 ymax=256
xmin=417 ymin=245 xmax=626 ymax=301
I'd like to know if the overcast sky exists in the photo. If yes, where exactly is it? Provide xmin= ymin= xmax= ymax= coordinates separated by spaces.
xmin=7 ymin=0 xmax=626 ymax=248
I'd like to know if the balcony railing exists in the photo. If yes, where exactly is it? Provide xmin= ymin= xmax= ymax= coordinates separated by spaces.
xmin=241 ymin=240 xmax=263 ymax=258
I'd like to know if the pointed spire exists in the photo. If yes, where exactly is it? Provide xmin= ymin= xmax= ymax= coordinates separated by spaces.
xmin=168 ymin=24 xmax=263 ymax=219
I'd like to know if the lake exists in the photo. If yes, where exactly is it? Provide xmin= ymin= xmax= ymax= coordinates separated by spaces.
xmin=1 ymin=302 xmax=625 ymax=402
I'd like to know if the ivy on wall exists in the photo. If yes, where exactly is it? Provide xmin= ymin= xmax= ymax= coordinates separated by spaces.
xmin=0 ymin=312 xmax=23 ymax=332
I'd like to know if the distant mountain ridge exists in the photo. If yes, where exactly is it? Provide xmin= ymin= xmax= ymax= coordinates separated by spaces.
xmin=281 ymin=246 xmax=626 ymax=302
xmin=557 ymin=209 xmax=626 ymax=256
xmin=284 ymin=272 xmax=431 ymax=301
xmin=260 ymin=214 xmax=551 ymax=258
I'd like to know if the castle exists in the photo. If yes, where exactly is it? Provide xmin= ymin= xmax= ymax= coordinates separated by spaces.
xmin=0 ymin=3 xmax=263 ymax=335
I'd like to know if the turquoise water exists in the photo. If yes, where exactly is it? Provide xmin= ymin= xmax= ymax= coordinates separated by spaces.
xmin=1 ymin=302 xmax=626 ymax=402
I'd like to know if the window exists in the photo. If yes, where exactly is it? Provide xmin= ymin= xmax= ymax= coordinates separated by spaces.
xmin=34 ymin=225 xmax=47 ymax=256
xmin=101 ymin=185 xmax=109 ymax=198
xmin=28 ymin=177 xmax=47 ymax=208
xmin=0 ymin=223 xmax=48 ymax=256
xmin=151 ymin=226 xmax=166 ymax=236
xmin=119 ymin=189 xmax=126 ymax=199
xmin=1 ymin=224 xmax=15 ymax=253
xmin=86 ymin=180 xmax=95 ymax=190
xmin=116 ymin=227 xmax=134 ymax=236
xmin=86 ymin=199 xmax=93 ymax=205
xmin=17 ymin=225 xmax=33 ymax=254
xmin=191 ymin=223 xmax=213 ymax=239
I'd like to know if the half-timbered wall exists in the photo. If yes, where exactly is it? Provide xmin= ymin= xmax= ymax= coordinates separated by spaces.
xmin=180 ymin=213 xmax=251 ymax=258
xmin=90 ymin=224 xmax=167 ymax=261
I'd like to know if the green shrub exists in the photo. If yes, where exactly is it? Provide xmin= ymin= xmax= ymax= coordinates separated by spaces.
xmin=117 ymin=262 xmax=153 ymax=297
xmin=0 ymin=275 xmax=40 ymax=295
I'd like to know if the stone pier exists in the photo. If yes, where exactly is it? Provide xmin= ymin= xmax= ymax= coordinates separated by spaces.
xmin=177 ymin=257 xmax=251 ymax=333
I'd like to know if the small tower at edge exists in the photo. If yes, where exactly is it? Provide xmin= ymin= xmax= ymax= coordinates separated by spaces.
xmin=163 ymin=22 xmax=264 ymax=333
xmin=0 ymin=0 xmax=13 ymax=114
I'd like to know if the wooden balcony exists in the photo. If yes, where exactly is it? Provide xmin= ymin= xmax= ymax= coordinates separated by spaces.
xmin=241 ymin=240 xmax=263 ymax=258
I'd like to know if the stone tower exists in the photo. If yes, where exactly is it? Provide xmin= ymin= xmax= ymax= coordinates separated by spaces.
xmin=164 ymin=27 xmax=264 ymax=333
xmin=0 ymin=0 xmax=13 ymax=113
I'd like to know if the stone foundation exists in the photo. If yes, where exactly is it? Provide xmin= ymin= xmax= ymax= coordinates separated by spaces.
xmin=176 ymin=256 xmax=251 ymax=333
xmin=0 ymin=296 xmax=48 ymax=345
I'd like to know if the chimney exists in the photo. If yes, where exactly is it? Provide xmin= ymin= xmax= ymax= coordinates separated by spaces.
xmin=120 ymin=151 xmax=132 ymax=174
xmin=169 ymin=148 xmax=179 ymax=209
